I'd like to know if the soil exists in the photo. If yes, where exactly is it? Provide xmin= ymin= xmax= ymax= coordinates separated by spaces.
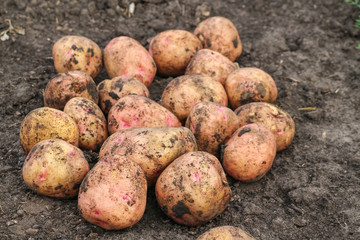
xmin=0 ymin=0 xmax=359 ymax=239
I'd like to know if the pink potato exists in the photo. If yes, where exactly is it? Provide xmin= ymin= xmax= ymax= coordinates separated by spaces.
xmin=223 ymin=124 xmax=276 ymax=182
xmin=194 ymin=16 xmax=242 ymax=61
xmin=104 ymin=36 xmax=156 ymax=87
xmin=22 ymin=139 xmax=89 ymax=198
xmin=97 ymin=76 xmax=150 ymax=115
xmin=44 ymin=70 xmax=99 ymax=110
xmin=107 ymin=95 xmax=181 ymax=135
xmin=197 ymin=225 xmax=256 ymax=240
xmin=185 ymin=101 xmax=239 ymax=157
xmin=149 ymin=29 xmax=202 ymax=76
xmin=185 ymin=49 xmax=238 ymax=85
xmin=155 ymin=151 xmax=231 ymax=226
xmin=78 ymin=155 xmax=147 ymax=230
xmin=52 ymin=35 xmax=103 ymax=78
xmin=225 ymin=67 xmax=278 ymax=110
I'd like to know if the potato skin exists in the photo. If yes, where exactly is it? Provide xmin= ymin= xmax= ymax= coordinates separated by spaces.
xmin=194 ymin=16 xmax=242 ymax=61
xmin=78 ymin=155 xmax=147 ymax=230
xmin=225 ymin=67 xmax=278 ymax=110
xmin=97 ymin=76 xmax=150 ymax=115
xmin=161 ymin=74 xmax=228 ymax=122
xmin=20 ymin=107 xmax=79 ymax=154
xmin=104 ymin=36 xmax=156 ymax=87
xmin=149 ymin=30 xmax=202 ymax=76
xmin=44 ymin=70 xmax=99 ymax=110
xmin=64 ymin=97 xmax=108 ymax=151
xmin=155 ymin=151 xmax=231 ymax=226
xmin=223 ymin=124 xmax=276 ymax=182
xmin=234 ymin=102 xmax=295 ymax=151
xmin=185 ymin=102 xmax=239 ymax=157
xmin=22 ymin=139 xmax=89 ymax=198
xmin=99 ymin=127 xmax=197 ymax=186
xmin=197 ymin=225 xmax=256 ymax=240
xmin=185 ymin=49 xmax=238 ymax=85
xmin=52 ymin=35 xmax=103 ymax=78
xmin=107 ymin=95 xmax=181 ymax=135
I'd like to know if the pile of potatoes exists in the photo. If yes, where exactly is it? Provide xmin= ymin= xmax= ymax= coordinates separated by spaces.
xmin=19 ymin=15 xmax=295 ymax=237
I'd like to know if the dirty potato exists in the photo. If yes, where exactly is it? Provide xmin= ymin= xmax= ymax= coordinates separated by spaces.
xmin=197 ymin=225 xmax=257 ymax=240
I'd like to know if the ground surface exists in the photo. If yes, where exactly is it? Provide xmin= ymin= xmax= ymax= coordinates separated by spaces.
xmin=0 ymin=0 xmax=359 ymax=239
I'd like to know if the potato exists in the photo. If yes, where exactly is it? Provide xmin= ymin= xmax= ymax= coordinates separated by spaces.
xmin=149 ymin=29 xmax=202 ymax=76
xmin=185 ymin=102 xmax=239 ymax=157
xmin=44 ymin=70 xmax=99 ymax=110
xmin=234 ymin=102 xmax=295 ymax=151
xmin=108 ymin=95 xmax=181 ymax=135
xmin=52 ymin=35 xmax=103 ymax=78
xmin=20 ymin=107 xmax=79 ymax=154
xmin=104 ymin=36 xmax=156 ymax=87
xmin=197 ymin=225 xmax=256 ymax=240
xmin=78 ymin=155 xmax=147 ymax=230
xmin=225 ymin=67 xmax=278 ymax=110
xmin=22 ymin=139 xmax=89 ymax=198
xmin=194 ymin=16 xmax=242 ymax=61
xmin=99 ymin=127 xmax=197 ymax=186
xmin=97 ymin=76 xmax=150 ymax=115
xmin=223 ymin=124 xmax=276 ymax=182
xmin=64 ymin=97 xmax=108 ymax=151
xmin=185 ymin=49 xmax=238 ymax=85
xmin=161 ymin=74 xmax=228 ymax=122
xmin=155 ymin=151 xmax=231 ymax=226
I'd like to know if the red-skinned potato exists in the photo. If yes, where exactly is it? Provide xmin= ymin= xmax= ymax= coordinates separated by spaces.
xmin=149 ymin=29 xmax=202 ymax=76
xmin=44 ymin=70 xmax=98 ymax=110
xmin=107 ymin=95 xmax=181 ymax=135
xmin=185 ymin=49 xmax=238 ymax=85
xmin=225 ymin=67 xmax=278 ymax=109
xmin=52 ymin=35 xmax=103 ymax=78
xmin=22 ymin=139 xmax=89 ymax=198
xmin=97 ymin=76 xmax=150 ymax=115
xmin=223 ymin=124 xmax=276 ymax=182
xmin=194 ymin=16 xmax=242 ymax=61
xmin=99 ymin=127 xmax=197 ymax=186
xmin=185 ymin=102 xmax=239 ymax=157
xmin=104 ymin=36 xmax=156 ymax=87
xmin=20 ymin=107 xmax=79 ymax=154
xmin=155 ymin=151 xmax=231 ymax=226
xmin=161 ymin=74 xmax=228 ymax=122
xmin=197 ymin=225 xmax=257 ymax=240
xmin=78 ymin=155 xmax=147 ymax=230
xmin=234 ymin=102 xmax=295 ymax=151
xmin=64 ymin=97 xmax=108 ymax=151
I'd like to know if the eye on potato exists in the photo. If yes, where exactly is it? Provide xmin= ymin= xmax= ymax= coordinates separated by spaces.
xmin=52 ymin=35 xmax=103 ymax=78
xmin=197 ymin=225 xmax=256 ymax=240
xmin=155 ymin=151 xmax=231 ymax=226
xmin=22 ymin=139 xmax=89 ymax=198
xmin=44 ymin=70 xmax=99 ymax=110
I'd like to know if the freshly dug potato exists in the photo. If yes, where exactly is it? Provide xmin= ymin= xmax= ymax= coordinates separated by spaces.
xmin=223 ymin=124 xmax=276 ymax=182
xmin=97 ymin=76 xmax=150 ymax=115
xmin=22 ymin=139 xmax=89 ymax=198
xmin=185 ymin=102 xmax=239 ymax=157
xmin=44 ymin=70 xmax=98 ymax=110
xmin=149 ymin=29 xmax=202 ymax=76
xmin=104 ymin=36 xmax=156 ymax=87
xmin=64 ymin=97 xmax=108 ymax=151
xmin=234 ymin=102 xmax=295 ymax=151
xmin=108 ymin=95 xmax=181 ymax=134
xmin=52 ymin=35 xmax=103 ymax=78
xmin=20 ymin=107 xmax=79 ymax=154
xmin=185 ymin=49 xmax=238 ymax=85
xmin=194 ymin=16 xmax=242 ymax=61
xmin=78 ymin=155 xmax=147 ymax=230
xmin=155 ymin=151 xmax=231 ymax=226
xmin=99 ymin=127 xmax=197 ymax=186
xmin=161 ymin=74 xmax=228 ymax=122
xmin=197 ymin=225 xmax=256 ymax=240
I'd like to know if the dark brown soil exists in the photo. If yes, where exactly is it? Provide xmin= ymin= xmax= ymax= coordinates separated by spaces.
xmin=1 ymin=0 xmax=359 ymax=239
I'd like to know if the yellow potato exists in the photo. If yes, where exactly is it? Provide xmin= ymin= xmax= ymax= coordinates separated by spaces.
xmin=197 ymin=225 xmax=256 ymax=240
